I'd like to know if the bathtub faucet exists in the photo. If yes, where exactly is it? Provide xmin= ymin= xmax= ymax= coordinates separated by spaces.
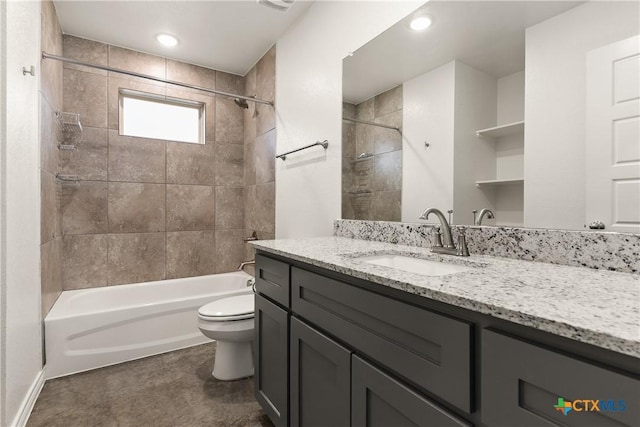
xmin=238 ymin=260 xmax=255 ymax=272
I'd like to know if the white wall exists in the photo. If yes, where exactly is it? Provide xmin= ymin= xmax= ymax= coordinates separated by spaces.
xmin=497 ymin=70 xmax=524 ymax=125
xmin=402 ymin=62 xmax=456 ymax=223
xmin=0 ymin=1 xmax=43 ymax=425
xmin=524 ymin=1 xmax=639 ymax=230
xmin=275 ymin=1 xmax=424 ymax=238
xmin=453 ymin=61 xmax=497 ymax=226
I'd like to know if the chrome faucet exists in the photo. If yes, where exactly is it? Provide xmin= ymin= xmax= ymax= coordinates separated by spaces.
xmin=419 ymin=208 xmax=470 ymax=256
xmin=476 ymin=208 xmax=495 ymax=225
xmin=238 ymin=260 xmax=255 ymax=272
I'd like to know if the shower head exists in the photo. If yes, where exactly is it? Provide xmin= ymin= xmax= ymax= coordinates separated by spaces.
xmin=234 ymin=98 xmax=249 ymax=109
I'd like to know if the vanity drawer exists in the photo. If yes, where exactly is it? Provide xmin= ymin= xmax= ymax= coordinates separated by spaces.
xmin=482 ymin=329 xmax=640 ymax=427
xmin=291 ymin=267 xmax=473 ymax=413
xmin=255 ymin=254 xmax=290 ymax=307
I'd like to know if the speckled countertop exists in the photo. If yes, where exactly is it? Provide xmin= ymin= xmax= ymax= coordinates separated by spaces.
xmin=252 ymin=237 xmax=640 ymax=358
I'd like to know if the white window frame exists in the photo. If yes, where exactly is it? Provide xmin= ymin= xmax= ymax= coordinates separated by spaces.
xmin=118 ymin=88 xmax=206 ymax=144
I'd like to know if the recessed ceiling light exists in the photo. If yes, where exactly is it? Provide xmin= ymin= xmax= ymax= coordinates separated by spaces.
xmin=156 ymin=34 xmax=178 ymax=47
xmin=410 ymin=15 xmax=432 ymax=31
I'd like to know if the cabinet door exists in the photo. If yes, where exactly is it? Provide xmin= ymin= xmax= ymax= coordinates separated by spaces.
xmin=290 ymin=317 xmax=351 ymax=427
xmin=255 ymin=294 xmax=289 ymax=427
xmin=352 ymin=356 xmax=471 ymax=427
xmin=482 ymin=329 xmax=640 ymax=427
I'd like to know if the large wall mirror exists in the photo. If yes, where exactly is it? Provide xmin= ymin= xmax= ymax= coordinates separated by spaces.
xmin=341 ymin=1 xmax=639 ymax=233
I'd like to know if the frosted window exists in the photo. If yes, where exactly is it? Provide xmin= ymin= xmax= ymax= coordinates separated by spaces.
xmin=119 ymin=90 xmax=205 ymax=144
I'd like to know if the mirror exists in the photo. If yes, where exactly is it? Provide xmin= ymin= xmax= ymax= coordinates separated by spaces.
xmin=342 ymin=1 xmax=640 ymax=233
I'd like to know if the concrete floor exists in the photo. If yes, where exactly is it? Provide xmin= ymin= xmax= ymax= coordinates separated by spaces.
xmin=28 ymin=343 xmax=273 ymax=427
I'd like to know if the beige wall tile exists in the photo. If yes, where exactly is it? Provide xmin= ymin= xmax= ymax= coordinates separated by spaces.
xmin=108 ymin=183 xmax=165 ymax=233
xmin=374 ymin=110 xmax=402 ymax=154
xmin=41 ymin=237 xmax=62 ymax=316
xmin=244 ymin=186 xmax=256 ymax=231
xmin=61 ymin=181 xmax=108 ymax=235
xmin=60 ymin=126 xmax=108 ymax=180
xmin=62 ymin=35 xmax=108 ymax=75
xmin=215 ymin=98 xmax=244 ymax=143
xmin=166 ymin=231 xmax=215 ymax=279
xmin=356 ymin=98 xmax=374 ymax=121
xmin=256 ymin=46 xmax=275 ymax=101
xmin=41 ymin=171 xmax=61 ymax=243
xmin=63 ymin=69 xmax=107 ymax=128
xmin=373 ymin=150 xmax=402 ymax=192
xmin=214 ymin=229 xmax=245 ymax=273
xmin=256 ymin=103 xmax=275 ymax=137
xmin=255 ymin=182 xmax=275 ymax=234
xmin=372 ymin=190 xmax=401 ymax=221
xmin=108 ymin=130 xmax=166 ymax=183
xmin=108 ymin=46 xmax=166 ymax=83
xmin=166 ymin=184 xmax=215 ymax=231
xmin=166 ymin=141 xmax=216 ymax=185
xmin=63 ymin=234 xmax=108 ymax=290
xmin=215 ymin=186 xmax=244 ymax=230
xmin=215 ymin=143 xmax=243 ymax=186
xmin=374 ymin=85 xmax=402 ymax=117
xmin=255 ymin=129 xmax=275 ymax=184
xmin=216 ymin=71 xmax=243 ymax=94
xmin=166 ymin=60 xmax=216 ymax=95
xmin=40 ymin=95 xmax=59 ymax=175
xmin=342 ymin=121 xmax=356 ymax=160
xmin=244 ymin=141 xmax=256 ymax=186
xmin=41 ymin=0 xmax=63 ymax=110
xmin=343 ymin=102 xmax=357 ymax=120
xmin=107 ymin=233 xmax=165 ymax=285
xmin=355 ymin=123 xmax=374 ymax=156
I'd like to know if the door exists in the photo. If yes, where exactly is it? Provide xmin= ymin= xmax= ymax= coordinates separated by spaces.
xmin=351 ymin=356 xmax=471 ymax=427
xmin=255 ymin=294 xmax=289 ymax=427
xmin=290 ymin=317 xmax=351 ymax=427
xmin=586 ymin=35 xmax=640 ymax=232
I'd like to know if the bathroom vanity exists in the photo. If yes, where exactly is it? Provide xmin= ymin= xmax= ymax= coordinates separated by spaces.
xmin=252 ymin=237 xmax=639 ymax=427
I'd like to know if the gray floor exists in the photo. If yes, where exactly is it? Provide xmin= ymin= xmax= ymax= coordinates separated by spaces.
xmin=28 ymin=343 xmax=274 ymax=427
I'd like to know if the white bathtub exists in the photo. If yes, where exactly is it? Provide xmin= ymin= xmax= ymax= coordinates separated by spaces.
xmin=45 ymin=271 xmax=254 ymax=379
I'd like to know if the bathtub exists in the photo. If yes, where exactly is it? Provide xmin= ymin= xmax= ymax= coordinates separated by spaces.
xmin=45 ymin=271 xmax=254 ymax=379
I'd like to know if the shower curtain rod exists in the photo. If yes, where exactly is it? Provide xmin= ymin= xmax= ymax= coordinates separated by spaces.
xmin=42 ymin=52 xmax=274 ymax=106
xmin=342 ymin=116 xmax=401 ymax=132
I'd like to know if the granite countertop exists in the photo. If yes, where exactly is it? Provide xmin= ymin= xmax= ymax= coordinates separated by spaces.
xmin=252 ymin=236 xmax=640 ymax=358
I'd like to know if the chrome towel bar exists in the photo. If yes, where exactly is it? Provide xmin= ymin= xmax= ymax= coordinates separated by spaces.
xmin=276 ymin=140 xmax=329 ymax=160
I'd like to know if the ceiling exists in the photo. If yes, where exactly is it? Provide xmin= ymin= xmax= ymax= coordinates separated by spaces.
xmin=343 ymin=1 xmax=583 ymax=104
xmin=53 ymin=0 xmax=313 ymax=76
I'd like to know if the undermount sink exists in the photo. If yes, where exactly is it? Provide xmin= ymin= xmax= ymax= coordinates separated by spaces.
xmin=354 ymin=254 xmax=472 ymax=277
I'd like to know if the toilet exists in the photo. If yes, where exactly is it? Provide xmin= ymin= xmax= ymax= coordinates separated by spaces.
xmin=197 ymin=294 xmax=255 ymax=381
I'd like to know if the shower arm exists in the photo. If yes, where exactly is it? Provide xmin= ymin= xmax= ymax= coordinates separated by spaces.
xmin=41 ymin=51 xmax=274 ymax=106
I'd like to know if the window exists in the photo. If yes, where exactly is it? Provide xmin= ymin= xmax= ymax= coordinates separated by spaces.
xmin=119 ymin=89 xmax=205 ymax=144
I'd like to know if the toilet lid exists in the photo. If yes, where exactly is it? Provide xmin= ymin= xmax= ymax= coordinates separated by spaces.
xmin=198 ymin=294 xmax=254 ymax=320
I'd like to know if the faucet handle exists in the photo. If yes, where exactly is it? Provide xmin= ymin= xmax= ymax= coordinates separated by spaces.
xmin=456 ymin=228 xmax=470 ymax=256
xmin=431 ymin=227 xmax=443 ymax=248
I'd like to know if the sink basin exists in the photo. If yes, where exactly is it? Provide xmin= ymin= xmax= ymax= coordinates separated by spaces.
xmin=355 ymin=254 xmax=472 ymax=277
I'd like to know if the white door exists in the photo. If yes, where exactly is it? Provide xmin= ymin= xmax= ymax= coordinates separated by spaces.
xmin=586 ymin=35 xmax=640 ymax=233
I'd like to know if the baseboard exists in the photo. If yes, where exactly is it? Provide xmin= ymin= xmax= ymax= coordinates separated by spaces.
xmin=11 ymin=367 xmax=46 ymax=427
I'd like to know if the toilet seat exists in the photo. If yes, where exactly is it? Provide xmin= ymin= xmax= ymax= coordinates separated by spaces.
xmin=198 ymin=294 xmax=254 ymax=321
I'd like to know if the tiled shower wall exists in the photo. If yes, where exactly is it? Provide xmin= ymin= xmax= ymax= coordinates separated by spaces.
xmin=243 ymin=47 xmax=276 ymax=264
xmin=57 ymin=35 xmax=276 ymax=289
xmin=342 ymin=85 xmax=403 ymax=221
xmin=40 ymin=0 xmax=64 ymax=315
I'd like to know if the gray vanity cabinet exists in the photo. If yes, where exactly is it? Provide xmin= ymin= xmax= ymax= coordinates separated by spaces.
xmin=290 ymin=317 xmax=351 ymax=427
xmin=352 ymin=356 xmax=471 ymax=427
xmin=481 ymin=329 xmax=639 ymax=427
xmin=255 ymin=294 xmax=289 ymax=427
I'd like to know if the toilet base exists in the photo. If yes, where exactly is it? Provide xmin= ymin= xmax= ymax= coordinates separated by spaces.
xmin=213 ymin=340 xmax=254 ymax=381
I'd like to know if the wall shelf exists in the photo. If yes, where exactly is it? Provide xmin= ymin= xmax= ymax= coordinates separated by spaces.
xmin=475 ymin=178 xmax=524 ymax=187
xmin=476 ymin=121 xmax=524 ymax=139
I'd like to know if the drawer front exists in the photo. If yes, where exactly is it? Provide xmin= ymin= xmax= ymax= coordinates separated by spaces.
xmin=255 ymin=254 xmax=290 ymax=307
xmin=291 ymin=267 xmax=473 ymax=412
xmin=352 ymin=355 xmax=471 ymax=427
xmin=482 ymin=329 xmax=640 ymax=427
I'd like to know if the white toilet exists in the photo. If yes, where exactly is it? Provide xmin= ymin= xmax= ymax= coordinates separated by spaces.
xmin=197 ymin=294 xmax=255 ymax=381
